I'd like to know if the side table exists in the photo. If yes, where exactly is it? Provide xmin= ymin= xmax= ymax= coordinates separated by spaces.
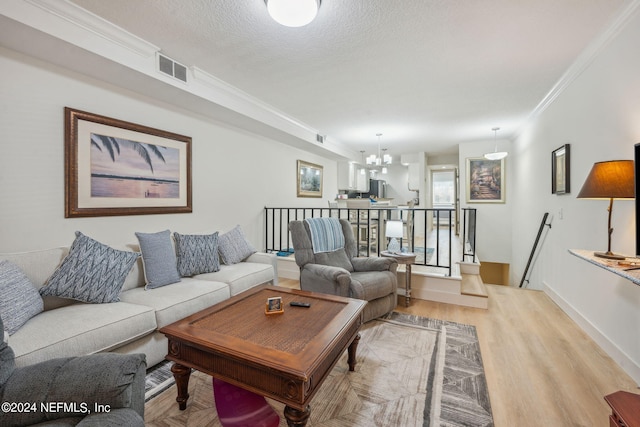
xmin=605 ymin=390 xmax=640 ymax=427
xmin=381 ymin=251 xmax=416 ymax=307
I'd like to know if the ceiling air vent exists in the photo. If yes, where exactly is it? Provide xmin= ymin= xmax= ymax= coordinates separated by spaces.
xmin=158 ymin=54 xmax=188 ymax=83
xmin=316 ymin=134 xmax=325 ymax=144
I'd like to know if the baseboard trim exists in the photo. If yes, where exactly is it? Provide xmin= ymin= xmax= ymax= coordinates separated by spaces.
xmin=543 ymin=281 xmax=640 ymax=385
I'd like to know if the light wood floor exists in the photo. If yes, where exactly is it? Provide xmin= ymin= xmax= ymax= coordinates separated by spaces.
xmin=277 ymin=278 xmax=639 ymax=426
xmin=145 ymin=278 xmax=639 ymax=426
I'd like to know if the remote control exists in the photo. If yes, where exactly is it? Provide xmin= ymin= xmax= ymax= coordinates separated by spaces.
xmin=289 ymin=301 xmax=311 ymax=308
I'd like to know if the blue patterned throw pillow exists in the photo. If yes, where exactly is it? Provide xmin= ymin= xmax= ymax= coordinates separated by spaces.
xmin=0 ymin=260 xmax=44 ymax=335
xmin=40 ymin=232 xmax=140 ymax=303
xmin=135 ymin=230 xmax=181 ymax=289
xmin=218 ymin=225 xmax=257 ymax=265
xmin=174 ymin=232 xmax=220 ymax=277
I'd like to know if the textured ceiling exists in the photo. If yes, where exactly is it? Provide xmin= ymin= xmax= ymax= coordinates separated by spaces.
xmin=71 ymin=0 xmax=629 ymax=157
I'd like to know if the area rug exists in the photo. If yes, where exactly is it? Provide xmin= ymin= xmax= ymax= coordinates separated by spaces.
xmin=414 ymin=246 xmax=435 ymax=263
xmin=145 ymin=312 xmax=493 ymax=427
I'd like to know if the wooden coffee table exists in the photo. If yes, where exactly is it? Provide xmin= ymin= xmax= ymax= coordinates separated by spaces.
xmin=159 ymin=285 xmax=366 ymax=426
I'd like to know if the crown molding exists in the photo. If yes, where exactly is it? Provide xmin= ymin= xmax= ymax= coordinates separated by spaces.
xmin=517 ymin=0 xmax=640 ymax=137
xmin=24 ymin=0 xmax=158 ymax=57
xmin=191 ymin=66 xmax=320 ymax=137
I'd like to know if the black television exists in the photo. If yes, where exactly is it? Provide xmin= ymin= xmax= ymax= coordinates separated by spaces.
xmin=633 ymin=143 xmax=640 ymax=257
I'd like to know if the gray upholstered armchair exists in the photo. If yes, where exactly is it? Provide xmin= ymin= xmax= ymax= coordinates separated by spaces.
xmin=0 ymin=316 xmax=146 ymax=427
xmin=289 ymin=218 xmax=398 ymax=322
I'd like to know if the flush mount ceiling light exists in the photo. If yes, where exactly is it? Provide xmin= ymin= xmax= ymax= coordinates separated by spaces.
xmin=265 ymin=0 xmax=321 ymax=27
xmin=484 ymin=127 xmax=508 ymax=160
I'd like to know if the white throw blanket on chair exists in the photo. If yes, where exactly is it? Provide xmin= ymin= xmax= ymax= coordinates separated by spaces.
xmin=305 ymin=217 xmax=345 ymax=253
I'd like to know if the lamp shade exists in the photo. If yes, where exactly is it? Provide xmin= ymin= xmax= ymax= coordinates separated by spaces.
xmin=385 ymin=220 xmax=404 ymax=238
xmin=577 ymin=160 xmax=635 ymax=199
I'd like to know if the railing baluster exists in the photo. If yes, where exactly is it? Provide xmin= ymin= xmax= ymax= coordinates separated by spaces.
xmin=448 ymin=212 xmax=453 ymax=276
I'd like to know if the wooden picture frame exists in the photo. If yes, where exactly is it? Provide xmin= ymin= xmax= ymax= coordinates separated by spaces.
xmin=466 ymin=157 xmax=505 ymax=203
xmin=552 ymin=144 xmax=570 ymax=195
xmin=265 ymin=296 xmax=284 ymax=315
xmin=297 ymin=160 xmax=323 ymax=198
xmin=65 ymin=107 xmax=192 ymax=217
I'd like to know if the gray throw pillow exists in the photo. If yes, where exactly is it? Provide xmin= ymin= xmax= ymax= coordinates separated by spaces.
xmin=135 ymin=230 xmax=181 ymax=289
xmin=173 ymin=232 xmax=220 ymax=277
xmin=218 ymin=225 xmax=257 ymax=265
xmin=0 ymin=260 xmax=44 ymax=335
xmin=40 ymin=232 xmax=140 ymax=304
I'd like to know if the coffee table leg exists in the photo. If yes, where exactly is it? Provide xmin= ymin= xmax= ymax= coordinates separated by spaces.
xmin=284 ymin=405 xmax=310 ymax=426
xmin=171 ymin=363 xmax=191 ymax=410
xmin=347 ymin=333 xmax=361 ymax=371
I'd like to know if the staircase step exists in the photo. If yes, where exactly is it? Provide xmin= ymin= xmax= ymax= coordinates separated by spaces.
xmin=461 ymin=273 xmax=488 ymax=298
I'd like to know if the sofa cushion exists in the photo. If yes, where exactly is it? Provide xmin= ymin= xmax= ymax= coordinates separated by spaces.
xmin=135 ymin=230 xmax=181 ymax=289
xmin=194 ymin=262 xmax=274 ymax=296
xmin=119 ymin=279 xmax=230 ymax=328
xmin=1 ymin=353 xmax=146 ymax=427
xmin=40 ymin=232 xmax=140 ymax=304
xmin=174 ymin=232 xmax=220 ymax=277
xmin=218 ymin=225 xmax=256 ymax=265
xmin=0 ymin=260 xmax=44 ymax=335
xmin=0 ymin=316 xmax=15 ymax=388
xmin=9 ymin=302 xmax=156 ymax=368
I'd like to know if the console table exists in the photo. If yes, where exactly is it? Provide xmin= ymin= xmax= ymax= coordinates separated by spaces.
xmin=605 ymin=390 xmax=640 ymax=427
xmin=568 ymin=249 xmax=640 ymax=286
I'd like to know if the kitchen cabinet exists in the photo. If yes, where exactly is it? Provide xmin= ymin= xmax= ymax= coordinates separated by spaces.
xmin=338 ymin=162 xmax=368 ymax=191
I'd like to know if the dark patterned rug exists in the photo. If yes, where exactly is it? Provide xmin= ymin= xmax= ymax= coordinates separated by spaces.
xmin=145 ymin=312 xmax=493 ymax=426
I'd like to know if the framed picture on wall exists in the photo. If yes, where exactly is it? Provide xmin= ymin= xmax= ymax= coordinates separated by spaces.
xmin=65 ymin=107 xmax=192 ymax=217
xmin=466 ymin=157 xmax=505 ymax=203
xmin=297 ymin=160 xmax=323 ymax=198
xmin=551 ymin=144 xmax=570 ymax=195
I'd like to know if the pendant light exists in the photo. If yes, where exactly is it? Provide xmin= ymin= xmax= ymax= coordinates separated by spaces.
xmin=366 ymin=133 xmax=392 ymax=169
xmin=265 ymin=0 xmax=320 ymax=27
xmin=484 ymin=127 xmax=508 ymax=160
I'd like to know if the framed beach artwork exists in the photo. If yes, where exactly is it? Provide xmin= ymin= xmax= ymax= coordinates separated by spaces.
xmin=466 ymin=157 xmax=505 ymax=203
xmin=65 ymin=107 xmax=192 ymax=217
xmin=297 ymin=160 xmax=323 ymax=198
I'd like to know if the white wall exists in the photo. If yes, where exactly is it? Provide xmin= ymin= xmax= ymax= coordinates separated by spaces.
xmin=512 ymin=8 xmax=640 ymax=383
xmin=0 ymin=47 xmax=336 ymax=252
xmin=375 ymin=163 xmax=414 ymax=205
xmin=459 ymin=138 xmax=513 ymax=266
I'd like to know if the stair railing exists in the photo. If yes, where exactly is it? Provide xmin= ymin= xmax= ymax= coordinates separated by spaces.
xmin=264 ymin=206 xmax=466 ymax=277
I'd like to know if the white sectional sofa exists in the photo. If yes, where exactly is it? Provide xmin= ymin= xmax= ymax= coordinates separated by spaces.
xmin=1 ymin=230 xmax=277 ymax=369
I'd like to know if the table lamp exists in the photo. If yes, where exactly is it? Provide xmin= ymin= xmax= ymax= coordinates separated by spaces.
xmin=386 ymin=220 xmax=404 ymax=254
xmin=577 ymin=160 xmax=635 ymax=260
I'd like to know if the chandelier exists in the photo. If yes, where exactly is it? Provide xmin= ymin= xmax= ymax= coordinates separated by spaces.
xmin=366 ymin=133 xmax=392 ymax=173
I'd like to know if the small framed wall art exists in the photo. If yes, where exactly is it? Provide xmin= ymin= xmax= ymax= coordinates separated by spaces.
xmin=65 ymin=107 xmax=192 ymax=217
xmin=297 ymin=160 xmax=323 ymax=198
xmin=466 ymin=157 xmax=505 ymax=203
xmin=551 ymin=144 xmax=570 ymax=195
